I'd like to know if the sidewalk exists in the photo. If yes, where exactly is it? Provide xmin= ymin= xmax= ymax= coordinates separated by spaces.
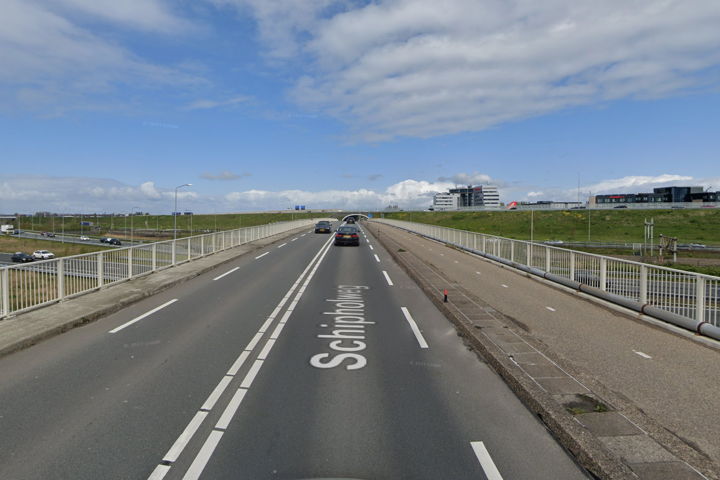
xmin=369 ymin=221 xmax=720 ymax=480
xmin=0 ymin=226 xmax=308 ymax=358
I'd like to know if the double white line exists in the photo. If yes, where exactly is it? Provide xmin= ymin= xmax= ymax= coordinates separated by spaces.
xmin=148 ymin=235 xmax=335 ymax=480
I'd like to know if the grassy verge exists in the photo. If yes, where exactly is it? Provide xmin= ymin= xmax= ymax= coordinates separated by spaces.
xmin=0 ymin=237 xmax=108 ymax=256
xmin=380 ymin=209 xmax=720 ymax=245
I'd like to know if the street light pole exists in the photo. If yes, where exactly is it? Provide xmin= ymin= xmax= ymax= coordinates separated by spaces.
xmin=131 ymin=206 xmax=140 ymax=245
xmin=174 ymin=184 xmax=192 ymax=240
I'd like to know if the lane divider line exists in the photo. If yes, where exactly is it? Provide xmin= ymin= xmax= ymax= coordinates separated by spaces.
xmin=277 ymin=243 xmax=287 ymax=248
xmin=382 ymin=270 xmax=394 ymax=286
xmin=255 ymin=252 xmax=269 ymax=260
xmin=546 ymin=306 xmax=556 ymax=312
xmin=109 ymin=299 xmax=178 ymax=333
xmin=369 ymin=245 xmax=374 ymax=250
xmin=182 ymin=430 xmax=224 ymax=480
xmin=147 ymin=235 xmax=335 ymax=480
xmin=215 ymin=388 xmax=248 ymax=430
xmin=374 ymin=254 xmax=380 ymax=263
xmin=400 ymin=307 xmax=429 ymax=349
xmin=471 ymin=441 xmax=504 ymax=480
xmin=291 ymin=237 xmax=298 ymax=241
xmin=213 ymin=267 xmax=239 ymax=281
xmin=501 ymin=284 xmax=508 ymax=288
xmin=633 ymin=350 xmax=652 ymax=359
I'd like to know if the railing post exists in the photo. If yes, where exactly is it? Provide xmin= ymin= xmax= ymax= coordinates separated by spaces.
xmin=600 ymin=257 xmax=607 ymax=291
xmin=187 ymin=237 xmax=192 ymax=260
xmin=128 ymin=248 xmax=133 ymax=278
xmin=570 ymin=252 xmax=576 ymax=282
xmin=696 ymin=277 xmax=706 ymax=323
xmin=57 ymin=258 xmax=65 ymax=300
xmin=473 ymin=234 xmax=477 ymax=251
xmin=151 ymin=244 xmax=157 ymax=271
xmin=545 ymin=246 xmax=551 ymax=273
xmin=201 ymin=236 xmax=205 ymax=256
xmin=1 ymin=268 xmax=9 ymax=317
xmin=527 ymin=242 xmax=532 ymax=266
xmin=97 ymin=253 xmax=104 ymax=287
xmin=172 ymin=241 xmax=176 ymax=265
xmin=482 ymin=236 xmax=487 ymax=253
xmin=510 ymin=241 xmax=515 ymax=262
xmin=639 ymin=265 xmax=648 ymax=304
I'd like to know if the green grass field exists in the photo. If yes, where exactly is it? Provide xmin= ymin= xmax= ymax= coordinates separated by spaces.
xmin=381 ymin=209 xmax=720 ymax=245
xmin=9 ymin=211 xmax=317 ymax=239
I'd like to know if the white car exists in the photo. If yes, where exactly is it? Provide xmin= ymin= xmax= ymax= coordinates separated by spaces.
xmin=33 ymin=250 xmax=55 ymax=260
xmin=80 ymin=235 xmax=90 ymax=241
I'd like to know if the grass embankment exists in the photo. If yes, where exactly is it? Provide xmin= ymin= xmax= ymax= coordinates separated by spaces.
xmin=0 ymin=237 xmax=107 ymax=256
xmin=381 ymin=209 xmax=720 ymax=276
xmin=11 ymin=212 xmax=316 ymax=240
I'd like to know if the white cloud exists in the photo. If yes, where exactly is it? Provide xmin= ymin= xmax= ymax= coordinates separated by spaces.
xmin=184 ymin=96 xmax=252 ymax=111
xmin=0 ymin=0 xmax=199 ymax=113
xmin=437 ymin=172 xmax=495 ymax=186
xmin=584 ymin=174 xmax=694 ymax=194
xmin=231 ymin=0 xmax=720 ymax=140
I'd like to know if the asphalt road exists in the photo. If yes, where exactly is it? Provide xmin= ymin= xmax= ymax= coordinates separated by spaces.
xmin=0 ymin=223 xmax=587 ymax=480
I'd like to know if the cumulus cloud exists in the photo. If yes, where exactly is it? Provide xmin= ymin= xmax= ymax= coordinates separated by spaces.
xmin=437 ymin=172 xmax=495 ymax=186
xmin=201 ymin=171 xmax=251 ymax=180
xmin=230 ymin=0 xmax=720 ymax=140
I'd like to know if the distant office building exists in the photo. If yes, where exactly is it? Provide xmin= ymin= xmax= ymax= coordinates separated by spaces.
xmin=520 ymin=201 xmax=584 ymax=209
xmin=433 ymin=193 xmax=461 ymax=211
xmin=594 ymin=186 xmax=712 ymax=205
xmin=447 ymin=185 xmax=500 ymax=208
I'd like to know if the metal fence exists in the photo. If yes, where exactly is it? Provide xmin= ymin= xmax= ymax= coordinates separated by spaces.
xmin=373 ymin=218 xmax=720 ymax=338
xmin=1 ymin=219 xmax=314 ymax=319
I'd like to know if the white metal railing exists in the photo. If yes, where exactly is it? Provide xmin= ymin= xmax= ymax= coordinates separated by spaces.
xmin=374 ymin=218 xmax=720 ymax=328
xmin=0 ymin=219 xmax=314 ymax=319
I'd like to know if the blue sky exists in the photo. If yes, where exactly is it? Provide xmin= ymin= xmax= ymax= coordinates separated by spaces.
xmin=1 ymin=0 xmax=719 ymax=214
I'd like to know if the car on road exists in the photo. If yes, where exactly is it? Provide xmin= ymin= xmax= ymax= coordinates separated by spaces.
xmin=32 ymin=250 xmax=55 ymax=260
xmin=314 ymin=221 xmax=332 ymax=233
xmin=334 ymin=226 xmax=360 ymax=246
xmin=46 ymin=232 xmax=56 ymax=237
xmin=108 ymin=238 xmax=122 ymax=246
xmin=11 ymin=252 xmax=34 ymax=263
xmin=100 ymin=237 xmax=110 ymax=243
xmin=80 ymin=235 xmax=90 ymax=241
xmin=345 ymin=217 xmax=356 ymax=224
xmin=689 ymin=243 xmax=706 ymax=249
xmin=613 ymin=205 xmax=628 ymax=209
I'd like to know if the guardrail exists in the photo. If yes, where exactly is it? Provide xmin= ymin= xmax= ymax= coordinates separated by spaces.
xmin=373 ymin=218 xmax=720 ymax=341
xmin=0 ymin=219 xmax=314 ymax=319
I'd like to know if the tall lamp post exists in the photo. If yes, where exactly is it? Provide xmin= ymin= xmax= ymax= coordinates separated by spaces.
xmin=130 ymin=206 xmax=140 ymax=245
xmin=174 ymin=184 xmax=192 ymax=240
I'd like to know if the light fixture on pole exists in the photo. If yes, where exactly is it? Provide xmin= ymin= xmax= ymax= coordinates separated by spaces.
xmin=174 ymin=184 xmax=192 ymax=240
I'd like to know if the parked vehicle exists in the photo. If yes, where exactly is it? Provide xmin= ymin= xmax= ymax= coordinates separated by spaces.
xmin=32 ymin=250 xmax=55 ymax=260
xmin=11 ymin=252 xmax=34 ymax=263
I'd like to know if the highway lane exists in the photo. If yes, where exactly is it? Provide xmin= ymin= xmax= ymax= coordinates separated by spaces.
xmin=0 ymin=223 xmax=587 ymax=479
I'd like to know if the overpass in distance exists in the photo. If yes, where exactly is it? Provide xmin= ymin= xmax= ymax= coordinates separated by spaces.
xmin=0 ymin=217 xmax=717 ymax=479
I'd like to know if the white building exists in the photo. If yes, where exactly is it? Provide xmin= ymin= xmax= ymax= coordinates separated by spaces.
xmin=480 ymin=185 xmax=500 ymax=207
xmin=433 ymin=193 xmax=461 ymax=211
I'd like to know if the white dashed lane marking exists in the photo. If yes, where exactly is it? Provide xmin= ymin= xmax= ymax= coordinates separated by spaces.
xmin=255 ymin=252 xmax=269 ymax=259
xmin=471 ymin=442 xmax=504 ymax=480
xmin=501 ymin=284 xmax=508 ymax=288
xmin=633 ymin=350 xmax=652 ymax=359
xmin=374 ymin=254 xmax=380 ymax=263
xmin=546 ymin=306 xmax=556 ymax=312
xmin=382 ymin=271 xmax=394 ymax=286
xmin=109 ymin=299 xmax=178 ymax=334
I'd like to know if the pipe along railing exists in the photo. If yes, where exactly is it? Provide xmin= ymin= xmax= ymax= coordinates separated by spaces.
xmin=1 ymin=219 xmax=315 ymax=319
xmin=373 ymin=218 xmax=720 ymax=342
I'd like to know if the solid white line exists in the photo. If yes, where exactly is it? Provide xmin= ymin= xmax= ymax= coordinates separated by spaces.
xmin=182 ymin=430 xmax=224 ymax=480
xmin=227 ymin=351 xmax=250 ymax=376
xmin=215 ymin=388 xmax=248 ymax=430
xmin=213 ymin=267 xmax=239 ymax=281
xmin=277 ymin=243 xmax=287 ymax=248
xmin=162 ymin=411 xmax=209 ymax=463
xmin=240 ymin=359 xmax=264 ymax=389
xmin=382 ymin=270 xmax=394 ymax=286
xmin=634 ymin=350 xmax=652 ymax=359
xmin=201 ymin=376 xmax=233 ymax=411
xmin=257 ymin=339 xmax=276 ymax=360
xmin=546 ymin=306 xmax=556 ymax=312
xmin=148 ymin=465 xmax=171 ymax=480
xmin=255 ymin=252 xmax=269 ymax=259
xmin=374 ymin=254 xmax=380 ymax=263
xmin=471 ymin=441 xmax=504 ymax=480
xmin=109 ymin=299 xmax=178 ymax=333
xmin=401 ymin=307 xmax=429 ymax=349
xmin=369 ymin=244 xmax=374 ymax=250
xmin=245 ymin=331 xmax=264 ymax=351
